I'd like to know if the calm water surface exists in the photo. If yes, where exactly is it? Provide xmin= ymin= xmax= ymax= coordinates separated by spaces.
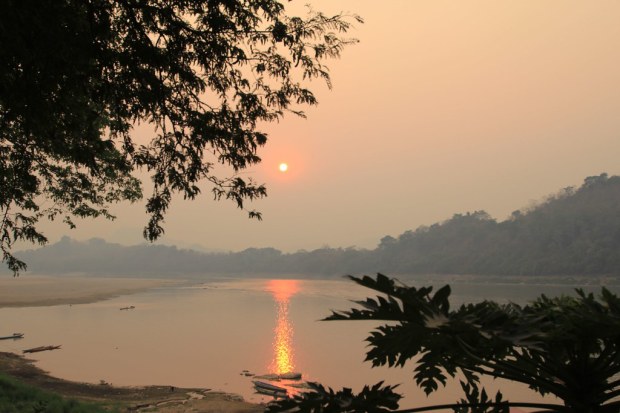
xmin=1 ymin=276 xmax=617 ymax=408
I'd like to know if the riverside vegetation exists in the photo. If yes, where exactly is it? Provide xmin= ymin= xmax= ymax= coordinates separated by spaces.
xmin=0 ymin=373 xmax=111 ymax=413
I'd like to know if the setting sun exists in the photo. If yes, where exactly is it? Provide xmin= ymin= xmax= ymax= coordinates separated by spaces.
xmin=279 ymin=163 xmax=288 ymax=172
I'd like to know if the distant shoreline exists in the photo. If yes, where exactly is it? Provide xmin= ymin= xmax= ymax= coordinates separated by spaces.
xmin=0 ymin=275 xmax=180 ymax=308
xmin=2 ymin=273 xmax=619 ymax=309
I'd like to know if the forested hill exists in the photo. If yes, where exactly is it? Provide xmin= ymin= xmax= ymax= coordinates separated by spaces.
xmin=375 ymin=173 xmax=620 ymax=275
xmin=9 ymin=173 xmax=620 ymax=277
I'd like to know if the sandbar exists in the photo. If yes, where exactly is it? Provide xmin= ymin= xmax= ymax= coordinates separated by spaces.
xmin=0 ymin=275 xmax=178 ymax=308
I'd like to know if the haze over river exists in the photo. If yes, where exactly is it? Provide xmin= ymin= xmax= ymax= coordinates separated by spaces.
xmin=1 ymin=276 xmax=618 ymax=408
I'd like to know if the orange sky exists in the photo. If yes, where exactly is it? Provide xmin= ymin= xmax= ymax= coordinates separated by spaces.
xmin=36 ymin=1 xmax=620 ymax=253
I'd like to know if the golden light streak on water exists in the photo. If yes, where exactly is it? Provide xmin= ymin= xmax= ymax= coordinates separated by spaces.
xmin=274 ymin=300 xmax=294 ymax=374
xmin=267 ymin=280 xmax=300 ymax=374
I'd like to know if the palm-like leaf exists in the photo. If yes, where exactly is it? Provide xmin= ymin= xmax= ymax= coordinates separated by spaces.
xmin=324 ymin=274 xmax=620 ymax=412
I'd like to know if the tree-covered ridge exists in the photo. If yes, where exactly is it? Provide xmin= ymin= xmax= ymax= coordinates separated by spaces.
xmin=9 ymin=174 xmax=620 ymax=277
xmin=376 ymin=173 xmax=620 ymax=276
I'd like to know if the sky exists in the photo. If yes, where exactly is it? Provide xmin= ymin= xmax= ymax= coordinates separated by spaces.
xmin=38 ymin=0 xmax=620 ymax=253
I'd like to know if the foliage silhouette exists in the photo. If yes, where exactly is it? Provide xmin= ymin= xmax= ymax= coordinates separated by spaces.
xmin=266 ymin=382 xmax=402 ymax=413
xmin=0 ymin=0 xmax=361 ymax=274
xmin=271 ymin=274 xmax=620 ymax=413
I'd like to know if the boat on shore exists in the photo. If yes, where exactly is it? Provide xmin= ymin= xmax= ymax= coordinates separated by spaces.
xmin=254 ymin=386 xmax=287 ymax=397
xmin=252 ymin=380 xmax=287 ymax=395
xmin=253 ymin=372 xmax=302 ymax=381
xmin=279 ymin=372 xmax=302 ymax=380
xmin=0 ymin=333 xmax=24 ymax=340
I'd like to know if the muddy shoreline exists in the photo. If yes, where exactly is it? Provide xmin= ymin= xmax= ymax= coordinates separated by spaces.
xmin=0 ymin=351 xmax=263 ymax=412
xmin=0 ymin=276 xmax=265 ymax=412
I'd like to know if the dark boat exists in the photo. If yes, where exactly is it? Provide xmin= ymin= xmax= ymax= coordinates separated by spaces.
xmin=0 ymin=333 xmax=24 ymax=340
xmin=255 ymin=386 xmax=287 ymax=397
xmin=23 ymin=345 xmax=61 ymax=353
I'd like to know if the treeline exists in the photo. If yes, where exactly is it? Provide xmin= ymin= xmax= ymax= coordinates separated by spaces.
xmin=10 ymin=173 xmax=620 ymax=277
xmin=9 ymin=237 xmax=373 ymax=277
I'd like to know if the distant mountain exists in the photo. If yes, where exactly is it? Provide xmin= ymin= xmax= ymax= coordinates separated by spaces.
xmin=6 ymin=173 xmax=620 ymax=277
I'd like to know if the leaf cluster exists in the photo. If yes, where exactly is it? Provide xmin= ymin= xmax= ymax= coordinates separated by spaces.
xmin=453 ymin=381 xmax=507 ymax=413
xmin=325 ymin=274 xmax=620 ymax=412
xmin=0 ymin=0 xmax=361 ymax=274
xmin=266 ymin=381 xmax=401 ymax=413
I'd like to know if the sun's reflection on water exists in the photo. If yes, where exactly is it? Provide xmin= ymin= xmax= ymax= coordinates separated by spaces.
xmin=266 ymin=280 xmax=300 ymax=374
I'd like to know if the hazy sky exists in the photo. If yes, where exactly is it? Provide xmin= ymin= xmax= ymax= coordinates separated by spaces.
xmin=38 ymin=1 xmax=620 ymax=252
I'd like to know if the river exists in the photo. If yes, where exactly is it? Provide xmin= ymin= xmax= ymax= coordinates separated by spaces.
xmin=0 ymin=275 xmax=617 ymax=408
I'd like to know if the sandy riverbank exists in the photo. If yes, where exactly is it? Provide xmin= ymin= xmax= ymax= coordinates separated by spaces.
xmin=0 ymin=275 xmax=178 ymax=308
